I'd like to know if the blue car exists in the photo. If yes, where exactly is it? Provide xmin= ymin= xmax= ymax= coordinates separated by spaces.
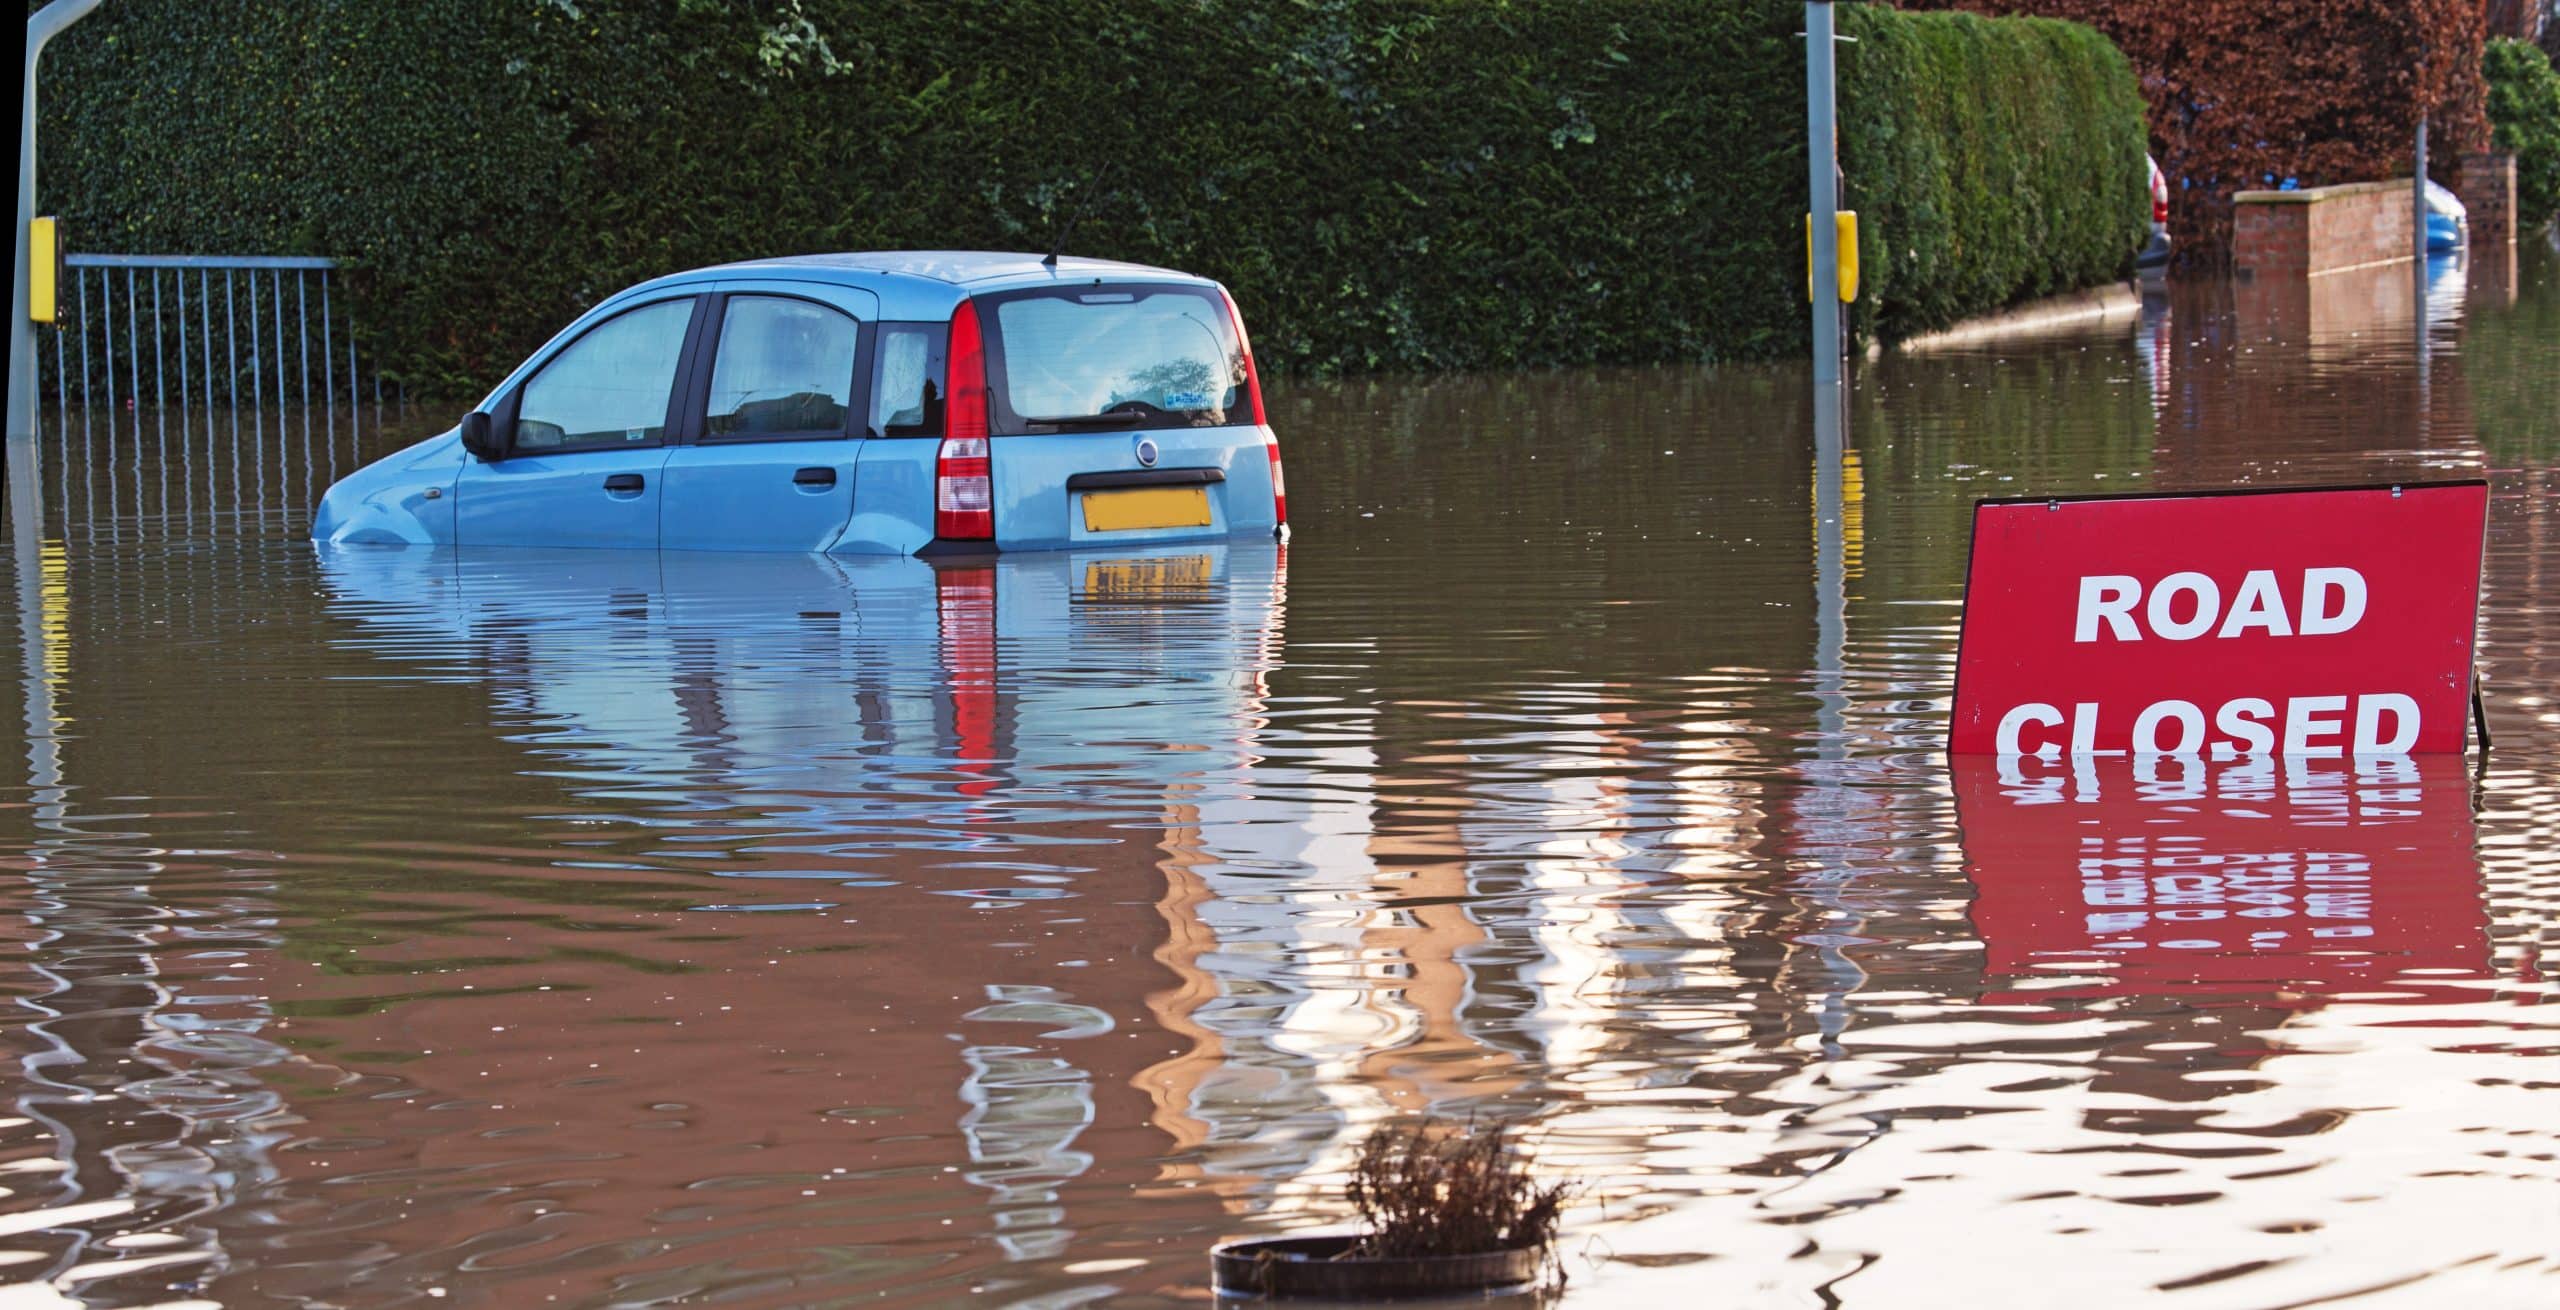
xmin=2424 ymin=179 xmax=2468 ymax=254
xmin=313 ymin=252 xmax=1288 ymax=554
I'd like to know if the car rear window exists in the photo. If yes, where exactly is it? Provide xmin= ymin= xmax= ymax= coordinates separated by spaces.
xmin=987 ymin=285 xmax=1246 ymax=432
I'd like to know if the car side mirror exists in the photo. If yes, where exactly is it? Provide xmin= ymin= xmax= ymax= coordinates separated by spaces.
xmin=458 ymin=411 xmax=506 ymax=461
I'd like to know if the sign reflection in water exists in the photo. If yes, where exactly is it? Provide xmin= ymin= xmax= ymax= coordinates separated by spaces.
xmin=1956 ymin=754 xmax=2488 ymax=1003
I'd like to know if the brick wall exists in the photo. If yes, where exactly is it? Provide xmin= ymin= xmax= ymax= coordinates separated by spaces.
xmin=2232 ymin=180 xmax=2417 ymax=279
xmin=2458 ymin=152 xmax=2518 ymax=245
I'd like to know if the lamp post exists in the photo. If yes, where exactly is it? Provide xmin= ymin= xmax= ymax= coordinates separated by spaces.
xmin=2413 ymin=31 xmax=2431 ymax=269
xmin=1806 ymin=0 xmax=1842 ymax=382
xmin=13 ymin=0 xmax=106 ymax=457
xmin=15 ymin=0 xmax=105 ymax=862
xmin=2414 ymin=113 xmax=2430 ymax=266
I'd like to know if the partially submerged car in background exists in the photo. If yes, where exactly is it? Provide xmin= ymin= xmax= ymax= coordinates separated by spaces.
xmin=2424 ymin=179 xmax=2469 ymax=254
xmin=2136 ymin=154 xmax=2172 ymax=275
xmin=314 ymin=253 xmax=1287 ymax=554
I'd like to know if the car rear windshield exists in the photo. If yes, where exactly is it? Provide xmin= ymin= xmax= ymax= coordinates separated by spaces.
xmin=986 ymin=285 xmax=1247 ymax=433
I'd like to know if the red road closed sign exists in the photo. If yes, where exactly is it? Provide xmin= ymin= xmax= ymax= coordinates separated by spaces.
xmin=1951 ymin=482 xmax=2488 ymax=756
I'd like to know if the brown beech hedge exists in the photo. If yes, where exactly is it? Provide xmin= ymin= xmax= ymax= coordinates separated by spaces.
xmin=1908 ymin=0 xmax=2493 ymax=267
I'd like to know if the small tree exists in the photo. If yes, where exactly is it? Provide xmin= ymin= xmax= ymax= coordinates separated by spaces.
xmin=2487 ymin=38 xmax=2560 ymax=228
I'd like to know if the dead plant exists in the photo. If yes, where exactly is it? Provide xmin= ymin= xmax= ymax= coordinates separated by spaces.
xmin=1342 ymin=1117 xmax=1572 ymax=1260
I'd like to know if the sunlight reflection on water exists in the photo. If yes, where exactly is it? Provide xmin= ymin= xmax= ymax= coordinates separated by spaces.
xmin=3 ymin=247 xmax=2555 ymax=1307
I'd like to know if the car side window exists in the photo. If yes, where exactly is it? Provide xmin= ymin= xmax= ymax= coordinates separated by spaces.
xmin=515 ymin=299 xmax=695 ymax=454
xmin=705 ymin=296 xmax=859 ymax=439
xmin=870 ymin=322 xmax=946 ymax=437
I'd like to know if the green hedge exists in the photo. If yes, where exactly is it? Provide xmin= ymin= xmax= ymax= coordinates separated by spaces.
xmin=1839 ymin=6 xmax=2148 ymax=340
xmin=40 ymin=1 xmax=2144 ymax=395
xmin=2487 ymin=37 xmax=2560 ymax=230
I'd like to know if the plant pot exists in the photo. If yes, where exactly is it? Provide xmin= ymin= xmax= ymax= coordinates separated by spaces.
xmin=1210 ymin=1233 xmax=1544 ymax=1300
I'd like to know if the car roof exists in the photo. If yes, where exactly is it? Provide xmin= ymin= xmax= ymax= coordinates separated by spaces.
xmin=495 ymin=252 xmax=1231 ymax=403
xmin=629 ymin=251 xmax=1209 ymax=295
xmin=606 ymin=251 xmax=1220 ymax=321
xmin=728 ymin=251 xmax=1192 ymax=283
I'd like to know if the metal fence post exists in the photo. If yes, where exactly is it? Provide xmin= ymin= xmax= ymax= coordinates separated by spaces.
xmin=247 ymin=271 xmax=261 ymax=421
xmin=175 ymin=268 xmax=189 ymax=434
xmin=320 ymin=269 xmax=335 ymax=437
xmin=52 ymin=304 xmax=66 ymax=436
xmin=198 ymin=269 xmax=211 ymax=439
xmin=101 ymin=266 xmax=116 ymax=423
xmin=224 ymin=268 xmax=236 ymax=419
xmin=345 ymin=325 xmax=358 ymax=445
xmin=77 ymin=268 xmax=90 ymax=411
xmin=269 ymin=268 xmax=286 ymax=437
xmin=124 ymin=268 xmax=138 ymax=442
xmin=296 ymin=268 xmax=310 ymax=435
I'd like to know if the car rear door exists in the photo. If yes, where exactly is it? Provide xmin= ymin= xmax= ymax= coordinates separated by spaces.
xmin=657 ymin=281 xmax=879 ymax=553
xmin=455 ymin=295 xmax=702 ymax=549
xmin=973 ymin=282 xmax=1278 ymax=552
xmin=993 ymin=426 xmax=1269 ymax=551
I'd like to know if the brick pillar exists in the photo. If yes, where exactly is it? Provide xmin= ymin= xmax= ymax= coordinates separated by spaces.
xmin=2231 ymin=200 xmax=2309 ymax=280
xmin=2459 ymin=153 xmax=2517 ymax=246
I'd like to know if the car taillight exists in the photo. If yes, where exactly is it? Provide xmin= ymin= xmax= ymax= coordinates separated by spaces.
xmin=946 ymin=297 xmax=989 ymax=441
xmin=1221 ymin=288 xmax=1266 ymax=427
xmin=2151 ymin=170 xmax=2168 ymax=225
xmin=1263 ymin=429 xmax=1287 ymax=526
xmin=936 ymin=436 xmax=992 ymax=540
xmin=1224 ymin=288 xmax=1281 ymax=523
xmin=936 ymin=298 xmax=993 ymax=540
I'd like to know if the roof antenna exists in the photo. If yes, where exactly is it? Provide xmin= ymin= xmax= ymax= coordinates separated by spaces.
xmin=1044 ymin=164 xmax=1116 ymax=267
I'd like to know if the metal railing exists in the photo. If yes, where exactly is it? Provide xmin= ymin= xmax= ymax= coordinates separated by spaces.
xmin=27 ymin=253 xmax=407 ymax=539
xmin=43 ymin=254 xmax=390 ymax=429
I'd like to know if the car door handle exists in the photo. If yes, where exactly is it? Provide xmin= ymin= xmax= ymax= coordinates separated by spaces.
xmin=604 ymin=473 xmax=645 ymax=493
xmin=792 ymin=466 xmax=837 ymax=488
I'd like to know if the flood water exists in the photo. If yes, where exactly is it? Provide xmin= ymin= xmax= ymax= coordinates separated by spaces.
xmin=3 ymin=244 xmax=2556 ymax=1309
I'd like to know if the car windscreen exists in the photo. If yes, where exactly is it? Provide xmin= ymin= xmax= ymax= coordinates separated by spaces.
xmin=987 ymin=286 xmax=1247 ymax=432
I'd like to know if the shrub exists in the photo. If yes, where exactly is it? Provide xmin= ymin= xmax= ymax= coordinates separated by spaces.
xmin=1346 ymin=1119 xmax=1569 ymax=1259
xmin=1838 ymin=7 xmax=2147 ymax=342
xmin=2487 ymin=37 xmax=2560 ymax=228
xmin=40 ymin=1 xmax=2144 ymax=393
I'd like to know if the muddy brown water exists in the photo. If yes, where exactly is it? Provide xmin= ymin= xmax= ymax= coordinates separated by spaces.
xmin=3 ymin=246 xmax=2556 ymax=1308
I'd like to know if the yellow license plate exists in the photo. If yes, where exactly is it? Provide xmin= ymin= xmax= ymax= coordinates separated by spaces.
xmin=1081 ymin=486 xmax=1212 ymax=532
xmin=1084 ymin=554 xmax=1213 ymax=598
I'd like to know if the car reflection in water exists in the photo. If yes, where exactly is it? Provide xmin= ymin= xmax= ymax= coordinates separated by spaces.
xmin=305 ymin=541 xmax=1309 ymax=1298
xmin=1956 ymin=753 xmax=2487 ymax=1007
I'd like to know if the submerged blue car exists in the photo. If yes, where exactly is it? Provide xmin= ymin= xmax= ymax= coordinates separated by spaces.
xmin=313 ymin=252 xmax=1287 ymax=554
xmin=2423 ymin=179 xmax=2468 ymax=255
